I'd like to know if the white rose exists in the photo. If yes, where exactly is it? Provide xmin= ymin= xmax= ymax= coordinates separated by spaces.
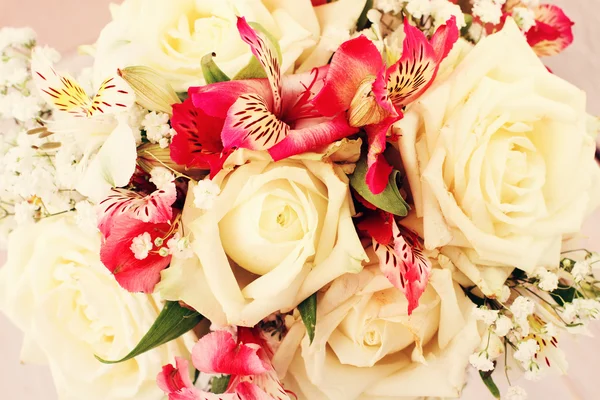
xmin=0 ymin=215 xmax=195 ymax=400
xmin=272 ymin=252 xmax=481 ymax=400
xmin=92 ymin=0 xmax=367 ymax=91
xmin=397 ymin=19 xmax=600 ymax=296
xmin=158 ymin=148 xmax=368 ymax=327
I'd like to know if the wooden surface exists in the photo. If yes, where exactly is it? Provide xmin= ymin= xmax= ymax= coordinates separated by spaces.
xmin=1 ymin=0 xmax=599 ymax=398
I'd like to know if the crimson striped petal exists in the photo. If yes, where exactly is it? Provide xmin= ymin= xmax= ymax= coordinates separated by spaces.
xmin=222 ymin=93 xmax=290 ymax=151
xmin=97 ymin=185 xmax=176 ymax=237
xmin=373 ymin=220 xmax=432 ymax=315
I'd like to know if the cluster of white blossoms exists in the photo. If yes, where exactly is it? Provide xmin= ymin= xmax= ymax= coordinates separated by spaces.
xmin=0 ymin=28 xmax=91 ymax=247
xmin=141 ymin=111 xmax=176 ymax=149
xmin=472 ymin=0 xmax=507 ymax=25
xmin=469 ymin=250 xmax=600 ymax=398
xmin=374 ymin=0 xmax=467 ymax=29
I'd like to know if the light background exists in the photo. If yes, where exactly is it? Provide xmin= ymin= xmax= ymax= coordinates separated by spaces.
xmin=1 ymin=0 xmax=599 ymax=399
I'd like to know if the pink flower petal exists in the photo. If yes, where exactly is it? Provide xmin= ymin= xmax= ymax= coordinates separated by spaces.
xmin=268 ymin=114 xmax=358 ymax=161
xmin=192 ymin=331 xmax=270 ymax=376
xmin=235 ymin=372 xmax=289 ymax=400
xmin=100 ymin=216 xmax=173 ymax=293
xmin=527 ymin=4 xmax=574 ymax=57
xmin=373 ymin=220 xmax=432 ymax=315
xmin=364 ymin=115 xmax=401 ymax=195
xmin=356 ymin=210 xmax=394 ymax=246
xmin=385 ymin=17 xmax=458 ymax=108
xmin=158 ymin=358 xmax=239 ymax=400
xmin=170 ymin=98 xmax=224 ymax=171
xmin=190 ymin=80 xmax=273 ymax=119
xmin=237 ymin=17 xmax=283 ymax=115
xmin=312 ymin=35 xmax=384 ymax=117
xmin=221 ymin=92 xmax=290 ymax=151
xmin=97 ymin=185 xmax=176 ymax=238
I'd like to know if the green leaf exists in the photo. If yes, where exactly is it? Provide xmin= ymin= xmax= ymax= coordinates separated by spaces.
xmin=298 ymin=293 xmax=317 ymax=344
xmin=350 ymin=153 xmax=410 ymax=217
xmin=232 ymin=22 xmax=282 ymax=81
xmin=201 ymin=53 xmax=231 ymax=84
xmin=461 ymin=14 xmax=473 ymax=37
xmin=356 ymin=0 xmax=374 ymax=31
xmin=95 ymin=301 xmax=202 ymax=364
xmin=551 ymin=286 xmax=580 ymax=306
xmin=479 ymin=371 xmax=501 ymax=399
xmin=211 ymin=375 xmax=231 ymax=394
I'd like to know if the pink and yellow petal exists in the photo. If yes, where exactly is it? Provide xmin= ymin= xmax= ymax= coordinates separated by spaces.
xmin=312 ymin=35 xmax=384 ymax=117
xmin=527 ymin=4 xmax=574 ymax=57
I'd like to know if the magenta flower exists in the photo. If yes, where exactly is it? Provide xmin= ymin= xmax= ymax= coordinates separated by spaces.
xmin=312 ymin=17 xmax=459 ymax=194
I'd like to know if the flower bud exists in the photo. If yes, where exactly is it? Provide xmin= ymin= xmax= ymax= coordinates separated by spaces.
xmin=119 ymin=66 xmax=181 ymax=115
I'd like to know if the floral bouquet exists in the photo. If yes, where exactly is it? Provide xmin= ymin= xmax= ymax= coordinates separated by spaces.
xmin=1 ymin=0 xmax=599 ymax=399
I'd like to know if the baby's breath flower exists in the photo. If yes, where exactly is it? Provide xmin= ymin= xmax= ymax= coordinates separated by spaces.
xmin=510 ymin=296 xmax=535 ymax=320
xmin=504 ymin=385 xmax=528 ymax=400
xmin=474 ymin=307 xmax=499 ymax=325
xmin=472 ymin=0 xmax=507 ymax=25
xmin=494 ymin=315 xmax=513 ymax=337
xmin=149 ymin=166 xmax=175 ymax=190
xmin=130 ymin=232 xmax=152 ymax=260
xmin=514 ymin=339 xmax=539 ymax=364
xmin=533 ymin=267 xmax=559 ymax=292
xmin=74 ymin=201 xmax=98 ymax=232
xmin=512 ymin=6 xmax=536 ymax=32
xmin=469 ymin=352 xmax=494 ymax=371
xmin=572 ymin=260 xmax=591 ymax=282
xmin=193 ymin=180 xmax=221 ymax=211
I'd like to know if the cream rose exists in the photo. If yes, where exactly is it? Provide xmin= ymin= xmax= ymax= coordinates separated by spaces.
xmin=272 ymin=251 xmax=481 ymax=400
xmin=397 ymin=19 xmax=600 ymax=296
xmin=0 ymin=215 xmax=194 ymax=400
xmin=158 ymin=148 xmax=368 ymax=327
xmin=91 ymin=0 xmax=367 ymax=91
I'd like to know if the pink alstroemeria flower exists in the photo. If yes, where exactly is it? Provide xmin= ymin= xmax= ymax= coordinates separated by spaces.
xmin=355 ymin=197 xmax=432 ymax=315
xmin=97 ymin=183 xmax=178 ymax=293
xmin=312 ymin=18 xmax=458 ymax=194
xmin=158 ymin=329 xmax=291 ymax=400
xmin=183 ymin=17 xmax=357 ymax=166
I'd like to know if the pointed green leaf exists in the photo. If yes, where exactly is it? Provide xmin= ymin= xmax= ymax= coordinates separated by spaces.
xmin=357 ymin=0 xmax=374 ymax=31
xmin=479 ymin=371 xmax=501 ymax=399
xmin=350 ymin=153 xmax=410 ymax=217
xmin=211 ymin=375 xmax=231 ymax=394
xmin=232 ymin=22 xmax=282 ymax=81
xmin=202 ymin=53 xmax=231 ymax=84
xmin=298 ymin=293 xmax=317 ymax=344
xmin=95 ymin=301 xmax=202 ymax=364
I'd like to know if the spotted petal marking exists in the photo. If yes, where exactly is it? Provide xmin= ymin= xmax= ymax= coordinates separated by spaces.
xmin=385 ymin=18 xmax=458 ymax=109
xmin=97 ymin=185 xmax=176 ymax=237
xmin=373 ymin=220 xmax=432 ymax=315
xmin=222 ymin=93 xmax=290 ymax=151
xmin=31 ymin=47 xmax=133 ymax=117
xmin=237 ymin=17 xmax=283 ymax=115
